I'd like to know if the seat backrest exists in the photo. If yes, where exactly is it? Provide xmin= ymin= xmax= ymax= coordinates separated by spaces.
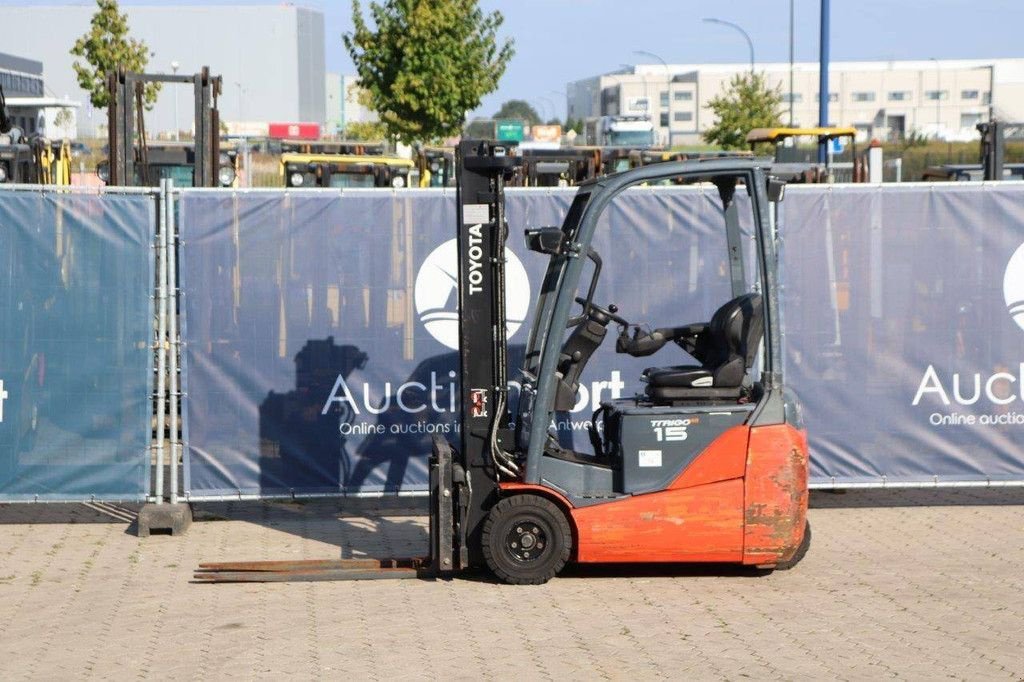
xmin=700 ymin=293 xmax=763 ymax=387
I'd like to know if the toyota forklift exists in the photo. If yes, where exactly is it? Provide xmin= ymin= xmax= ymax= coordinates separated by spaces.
xmin=197 ymin=140 xmax=809 ymax=584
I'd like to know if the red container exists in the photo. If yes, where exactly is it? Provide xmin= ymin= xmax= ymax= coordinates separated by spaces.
xmin=268 ymin=122 xmax=321 ymax=140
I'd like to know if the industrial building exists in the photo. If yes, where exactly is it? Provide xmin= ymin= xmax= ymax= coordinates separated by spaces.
xmin=1 ymin=5 xmax=325 ymax=138
xmin=568 ymin=58 xmax=1024 ymax=145
xmin=0 ymin=51 xmax=79 ymax=139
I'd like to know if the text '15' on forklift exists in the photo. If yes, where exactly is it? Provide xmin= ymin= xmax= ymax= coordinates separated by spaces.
xmin=197 ymin=140 xmax=810 ymax=585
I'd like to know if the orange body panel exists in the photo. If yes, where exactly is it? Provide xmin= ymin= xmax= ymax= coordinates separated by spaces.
xmin=499 ymin=422 xmax=808 ymax=566
xmin=571 ymin=479 xmax=745 ymax=563
xmin=742 ymin=424 xmax=810 ymax=566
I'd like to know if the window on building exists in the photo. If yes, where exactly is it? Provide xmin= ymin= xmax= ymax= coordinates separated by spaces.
xmin=673 ymin=90 xmax=693 ymax=102
xmin=852 ymin=92 xmax=876 ymax=103
xmin=815 ymin=92 xmax=839 ymax=103
xmin=960 ymin=113 xmax=983 ymax=129
xmin=888 ymin=91 xmax=911 ymax=102
xmin=961 ymin=89 xmax=979 ymax=100
xmin=673 ymin=111 xmax=693 ymax=122
xmin=983 ymin=91 xmax=992 ymax=105
xmin=659 ymin=91 xmax=669 ymax=107
xmin=925 ymin=90 xmax=949 ymax=101
xmin=660 ymin=112 xmax=669 ymax=127
xmin=782 ymin=92 xmax=803 ymax=104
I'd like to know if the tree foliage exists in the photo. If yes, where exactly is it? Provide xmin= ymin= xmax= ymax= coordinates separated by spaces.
xmin=344 ymin=0 xmax=514 ymax=144
xmin=564 ymin=117 xmax=584 ymax=135
xmin=493 ymin=99 xmax=540 ymax=125
xmin=345 ymin=120 xmax=388 ymax=141
xmin=71 ymin=0 xmax=159 ymax=109
xmin=702 ymin=73 xmax=783 ymax=150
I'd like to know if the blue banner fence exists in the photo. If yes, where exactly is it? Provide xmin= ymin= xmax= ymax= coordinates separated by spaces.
xmin=0 ymin=184 xmax=158 ymax=501
xmin=3 ymin=181 xmax=1024 ymax=502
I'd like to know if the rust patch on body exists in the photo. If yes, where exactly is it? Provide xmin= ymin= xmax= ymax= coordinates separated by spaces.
xmin=743 ymin=427 xmax=809 ymax=565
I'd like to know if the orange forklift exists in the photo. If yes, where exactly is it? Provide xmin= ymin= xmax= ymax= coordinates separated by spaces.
xmin=197 ymin=140 xmax=810 ymax=584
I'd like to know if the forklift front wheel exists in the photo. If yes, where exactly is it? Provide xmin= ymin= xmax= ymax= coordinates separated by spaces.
xmin=482 ymin=495 xmax=573 ymax=585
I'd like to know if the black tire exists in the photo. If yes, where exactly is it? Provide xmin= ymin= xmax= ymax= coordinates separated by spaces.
xmin=482 ymin=494 xmax=573 ymax=585
xmin=773 ymin=520 xmax=811 ymax=571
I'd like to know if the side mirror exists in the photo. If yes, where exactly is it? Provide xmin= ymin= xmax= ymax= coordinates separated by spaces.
xmin=96 ymin=161 xmax=109 ymax=183
xmin=767 ymin=177 xmax=786 ymax=202
xmin=525 ymin=226 xmax=565 ymax=255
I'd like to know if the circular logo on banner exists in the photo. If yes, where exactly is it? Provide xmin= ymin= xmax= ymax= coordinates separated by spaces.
xmin=1004 ymin=242 xmax=1024 ymax=331
xmin=414 ymin=239 xmax=531 ymax=350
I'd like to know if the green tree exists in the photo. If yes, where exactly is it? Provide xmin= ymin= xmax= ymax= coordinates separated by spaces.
xmin=71 ymin=0 xmax=159 ymax=109
xmin=344 ymin=0 xmax=514 ymax=144
xmin=564 ymin=117 xmax=584 ymax=135
xmin=345 ymin=120 xmax=388 ymax=140
xmin=493 ymin=99 xmax=540 ymax=125
xmin=702 ymin=73 xmax=783 ymax=150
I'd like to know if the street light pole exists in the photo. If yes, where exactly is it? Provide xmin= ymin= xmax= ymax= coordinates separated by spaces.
xmin=539 ymin=95 xmax=556 ymax=124
xmin=634 ymin=50 xmax=670 ymax=144
xmin=170 ymin=61 xmax=179 ymax=141
xmin=703 ymin=18 xmax=755 ymax=74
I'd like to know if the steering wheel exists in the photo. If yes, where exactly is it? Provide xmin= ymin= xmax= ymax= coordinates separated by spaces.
xmin=572 ymin=296 xmax=629 ymax=327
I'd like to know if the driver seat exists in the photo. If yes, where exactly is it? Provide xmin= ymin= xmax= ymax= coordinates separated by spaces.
xmin=644 ymin=293 xmax=763 ymax=403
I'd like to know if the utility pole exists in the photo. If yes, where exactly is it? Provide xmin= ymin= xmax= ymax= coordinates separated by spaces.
xmin=789 ymin=0 xmax=795 ymax=126
xmin=171 ymin=61 xmax=180 ymax=141
xmin=818 ymin=0 xmax=829 ymax=163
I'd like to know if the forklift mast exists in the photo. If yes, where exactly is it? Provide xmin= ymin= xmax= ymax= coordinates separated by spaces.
xmin=445 ymin=140 xmax=520 ymax=568
xmin=107 ymin=66 xmax=222 ymax=187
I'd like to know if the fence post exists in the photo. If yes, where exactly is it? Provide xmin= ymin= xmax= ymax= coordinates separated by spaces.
xmin=167 ymin=180 xmax=181 ymax=504
xmin=154 ymin=178 xmax=169 ymax=504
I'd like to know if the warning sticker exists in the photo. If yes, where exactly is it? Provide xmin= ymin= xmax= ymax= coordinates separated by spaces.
xmin=638 ymin=450 xmax=662 ymax=468
xmin=463 ymin=204 xmax=490 ymax=225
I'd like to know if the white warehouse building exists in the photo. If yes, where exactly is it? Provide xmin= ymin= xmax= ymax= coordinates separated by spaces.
xmin=1 ymin=4 xmax=326 ymax=138
xmin=567 ymin=58 xmax=1024 ymax=146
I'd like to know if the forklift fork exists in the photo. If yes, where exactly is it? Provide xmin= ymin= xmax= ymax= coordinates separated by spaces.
xmin=194 ymin=437 xmax=464 ymax=583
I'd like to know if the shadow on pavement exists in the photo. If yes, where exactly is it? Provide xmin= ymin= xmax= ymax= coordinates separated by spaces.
xmin=0 ymin=501 xmax=141 ymax=525
xmin=809 ymin=487 xmax=1024 ymax=508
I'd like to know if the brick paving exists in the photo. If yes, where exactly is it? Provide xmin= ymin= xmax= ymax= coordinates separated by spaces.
xmin=0 ymin=489 xmax=1022 ymax=680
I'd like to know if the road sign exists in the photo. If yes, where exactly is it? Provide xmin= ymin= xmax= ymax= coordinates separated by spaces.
xmin=496 ymin=119 xmax=525 ymax=142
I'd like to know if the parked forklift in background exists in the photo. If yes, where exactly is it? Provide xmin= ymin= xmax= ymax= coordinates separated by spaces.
xmin=1 ymin=84 xmax=72 ymax=186
xmin=104 ymin=66 xmax=224 ymax=188
xmin=198 ymin=140 xmax=810 ymax=584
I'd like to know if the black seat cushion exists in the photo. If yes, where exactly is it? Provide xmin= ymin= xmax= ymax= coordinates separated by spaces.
xmin=644 ymin=366 xmax=713 ymax=388
xmin=643 ymin=293 xmax=763 ymax=402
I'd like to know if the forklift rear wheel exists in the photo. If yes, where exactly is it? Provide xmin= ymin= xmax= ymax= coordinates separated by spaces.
xmin=482 ymin=495 xmax=572 ymax=585
xmin=773 ymin=521 xmax=811 ymax=571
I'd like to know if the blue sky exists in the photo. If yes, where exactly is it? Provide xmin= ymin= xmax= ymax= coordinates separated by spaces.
xmin=4 ymin=0 xmax=1023 ymax=119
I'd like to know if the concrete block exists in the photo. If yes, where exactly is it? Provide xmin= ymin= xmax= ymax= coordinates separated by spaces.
xmin=136 ymin=503 xmax=192 ymax=537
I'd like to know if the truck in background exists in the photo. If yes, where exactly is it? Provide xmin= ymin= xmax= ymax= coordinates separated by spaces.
xmin=584 ymin=115 xmax=656 ymax=147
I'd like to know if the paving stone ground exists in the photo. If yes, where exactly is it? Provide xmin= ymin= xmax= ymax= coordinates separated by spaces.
xmin=1 ymin=489 xmax=1022 ymax=680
